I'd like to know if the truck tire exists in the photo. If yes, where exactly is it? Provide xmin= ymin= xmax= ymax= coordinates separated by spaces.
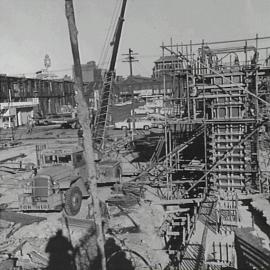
xmin=144 ymin=125 xmax=150 ymax=130
xmin=65 ymin=186 xmax=82 ymax=216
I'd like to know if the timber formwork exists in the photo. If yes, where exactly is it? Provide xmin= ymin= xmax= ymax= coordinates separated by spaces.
xmin=157 ymin=36 xmax=270 ymax=196
xmin=200 ymin=71 xmax=256 ymax=192
xmin=152 ymin=35 xmax=270 ymax=270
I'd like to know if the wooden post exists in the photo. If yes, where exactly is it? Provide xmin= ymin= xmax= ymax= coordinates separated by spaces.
xmin=194 ymin=205 xmax=197 ymax=230
xmin=213 ymin=242 xmax=216 ymax=260
xmin=219 ymin=242 xmax=222 ymax=262
xmin=182 ymin=226 xmax=186 ymax=245
xmin=226 ymin=243 xmax=229 ymax=263
xmin=187 ymin=213 xmax=190 ymax=234
xmin=65 ymin=1 xmax=106 ymax=270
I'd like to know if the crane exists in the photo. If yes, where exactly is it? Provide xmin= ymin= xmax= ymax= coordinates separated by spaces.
xmin=93 ymin=0 xmax=128 ymax=149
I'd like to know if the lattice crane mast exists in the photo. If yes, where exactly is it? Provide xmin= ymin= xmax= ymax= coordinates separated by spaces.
xmin=93 ymin=0 xmax=127 ymax=149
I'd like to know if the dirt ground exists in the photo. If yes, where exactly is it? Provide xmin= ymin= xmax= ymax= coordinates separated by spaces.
xmin=2 ymin=124 xmax=270 ymax=269
xmin=0 ymin=125 xmax=169 ymax=269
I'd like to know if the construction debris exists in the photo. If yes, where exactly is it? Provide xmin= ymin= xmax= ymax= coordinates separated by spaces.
xmin=1 ymin=1 xmax=270 ymax=269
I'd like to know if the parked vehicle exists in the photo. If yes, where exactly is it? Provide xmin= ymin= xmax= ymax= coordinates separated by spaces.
xmin=133 ymin=106 xmax=155 ymax=115
xmin=18 ymin=145 xmax=121 ymax=216
xmin=114 ymin=101 xmax=132 ymax=106
xmin=33 ymin=116 xmax=47 ymax=126
xmin=146 ymin=114 xmax=166 ymax=128
xmin=35 ymin=113 xmax=79 ymax=128
xmin=114 ymin=117 xmax=152 ymax=130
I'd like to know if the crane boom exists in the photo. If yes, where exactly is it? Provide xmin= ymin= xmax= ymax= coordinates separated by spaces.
xmin=93 ymin=0 xmax=127 ymax=148
xmin=109 ymin=0 xmax=127 ymax=72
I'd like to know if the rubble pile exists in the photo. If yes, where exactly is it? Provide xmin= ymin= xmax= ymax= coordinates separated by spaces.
xmin=106 ymin=185 xmax=170 ymax=269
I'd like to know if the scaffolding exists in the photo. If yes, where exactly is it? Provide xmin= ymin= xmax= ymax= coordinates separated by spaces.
xmin=148 ymin=35 xmax=270 ymax=200
xmin=146 ymin=35 xmax=270 ymax=268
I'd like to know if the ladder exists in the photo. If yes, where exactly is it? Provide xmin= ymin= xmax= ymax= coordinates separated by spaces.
xmin=131 ymin=123 xmax=205 ymax=183
xmin=159 ymin=124 xmax=205 ymax=164
xmin=93 ymin=71 xmax=114 ymax=148
xmin=150 ymin=136 xmax=165 ymax=165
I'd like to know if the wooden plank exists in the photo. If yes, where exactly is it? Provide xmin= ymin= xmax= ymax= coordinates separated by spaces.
xmin=157 ymin=198 xmax=202 ymax=205
xmin=0 ymin=211 xmax=46 ymax=225
xmin=0 ymin=153 xmax=26 ymax=164
xmin=166 ymin=231 xmax=181 ymax=236
xmin=171 ymin=221 xmax=186 ymax=226
xmin=165 ymin=208 xmax=189 ymax=214
xmin=222 ymin=220 xmax=238 ymax=226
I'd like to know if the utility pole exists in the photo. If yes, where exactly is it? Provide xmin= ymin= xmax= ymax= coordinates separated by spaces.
xmin=122 ymin=49 xmax=138 ymax=139
xmin=65 ymin=1 xmax=107 ymax=270
xmin=122 ymin=48 xmax=138 ymax=77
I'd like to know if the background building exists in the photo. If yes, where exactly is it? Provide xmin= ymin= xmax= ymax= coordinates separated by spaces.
xmin=114 ymin=75 xmax=173 ymax=102
xmin=73 ymin=61 xmax=104 ymax=83
xmin=0 ymin=75 xmax=75 ymax=117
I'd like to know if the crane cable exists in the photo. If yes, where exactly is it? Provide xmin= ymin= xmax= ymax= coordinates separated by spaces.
xmin=101 ymin=1 xmax=122 ymax=69
xmin=98 ymin=0 xmax=122 ymax=69
xmin=97 ymin=0 xmax=119 ymax=67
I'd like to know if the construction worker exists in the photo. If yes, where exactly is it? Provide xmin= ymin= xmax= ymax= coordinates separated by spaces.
xmin=26 ymin=115 xmax=34 ymax=134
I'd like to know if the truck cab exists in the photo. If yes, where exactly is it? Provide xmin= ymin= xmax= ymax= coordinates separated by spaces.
xmin=19 ymin=145 xmax=122 ymax=215
xmin=38 ymin=146 xmax=87 ymax=180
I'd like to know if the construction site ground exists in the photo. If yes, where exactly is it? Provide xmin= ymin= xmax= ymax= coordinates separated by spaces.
xmin=0 ymin=124 xmax=170 ymax=269
xmin=1 ymin=124 xmax=270 ymax=269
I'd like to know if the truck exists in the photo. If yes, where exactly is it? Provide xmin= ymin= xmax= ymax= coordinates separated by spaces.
xmin=18 ymin=145 xmax=121 ymax=216
xmin=34 ymin=113 xmax=80 ymax=129
xmin=114 ymin=117 xmax=152 ymax=130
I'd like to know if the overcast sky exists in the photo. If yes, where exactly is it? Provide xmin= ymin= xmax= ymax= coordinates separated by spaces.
xmin=0 ymin=0 xmax=270 ymax=78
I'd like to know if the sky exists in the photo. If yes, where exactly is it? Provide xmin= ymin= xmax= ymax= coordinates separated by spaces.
xmin=0 ymin=0 xmax=270 ymax=78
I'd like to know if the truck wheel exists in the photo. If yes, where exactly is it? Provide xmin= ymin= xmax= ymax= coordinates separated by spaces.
xmin=121 ymin=126 xmax=127 ymax=130
xmin=65 ymin=186 xmax=82 ymax=216
xmin=144 ymin=125 xmax=149 ymax=130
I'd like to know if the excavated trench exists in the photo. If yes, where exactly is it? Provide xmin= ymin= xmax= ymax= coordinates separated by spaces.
xmin=243 ymin=199 xmax=270 ymax=239
xmin=236 ymin=199 xmax=270 ymax=270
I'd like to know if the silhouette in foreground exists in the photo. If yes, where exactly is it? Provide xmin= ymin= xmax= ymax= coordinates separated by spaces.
xmin=46 ymin=229 xmax=75 ymax=270
xmin=105 ymin=237 xmax=134 ymax=270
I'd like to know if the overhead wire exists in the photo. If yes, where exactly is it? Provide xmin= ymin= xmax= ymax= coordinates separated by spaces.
xmin=97 ymin=0 xmax=121 ymax=68
xmin=102 ymin=1 xmax=122 ymax=69
xmin=9 ymin=53 xmax=160 ymax=78
xmin=98 ymin=0 xmax=122 ymax=70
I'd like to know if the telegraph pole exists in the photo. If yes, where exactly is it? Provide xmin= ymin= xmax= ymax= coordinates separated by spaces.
xmin=122 ymin=48 xmax=139 ymax=77
xmin=122 ymin=49 xmax=138 ymax=140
